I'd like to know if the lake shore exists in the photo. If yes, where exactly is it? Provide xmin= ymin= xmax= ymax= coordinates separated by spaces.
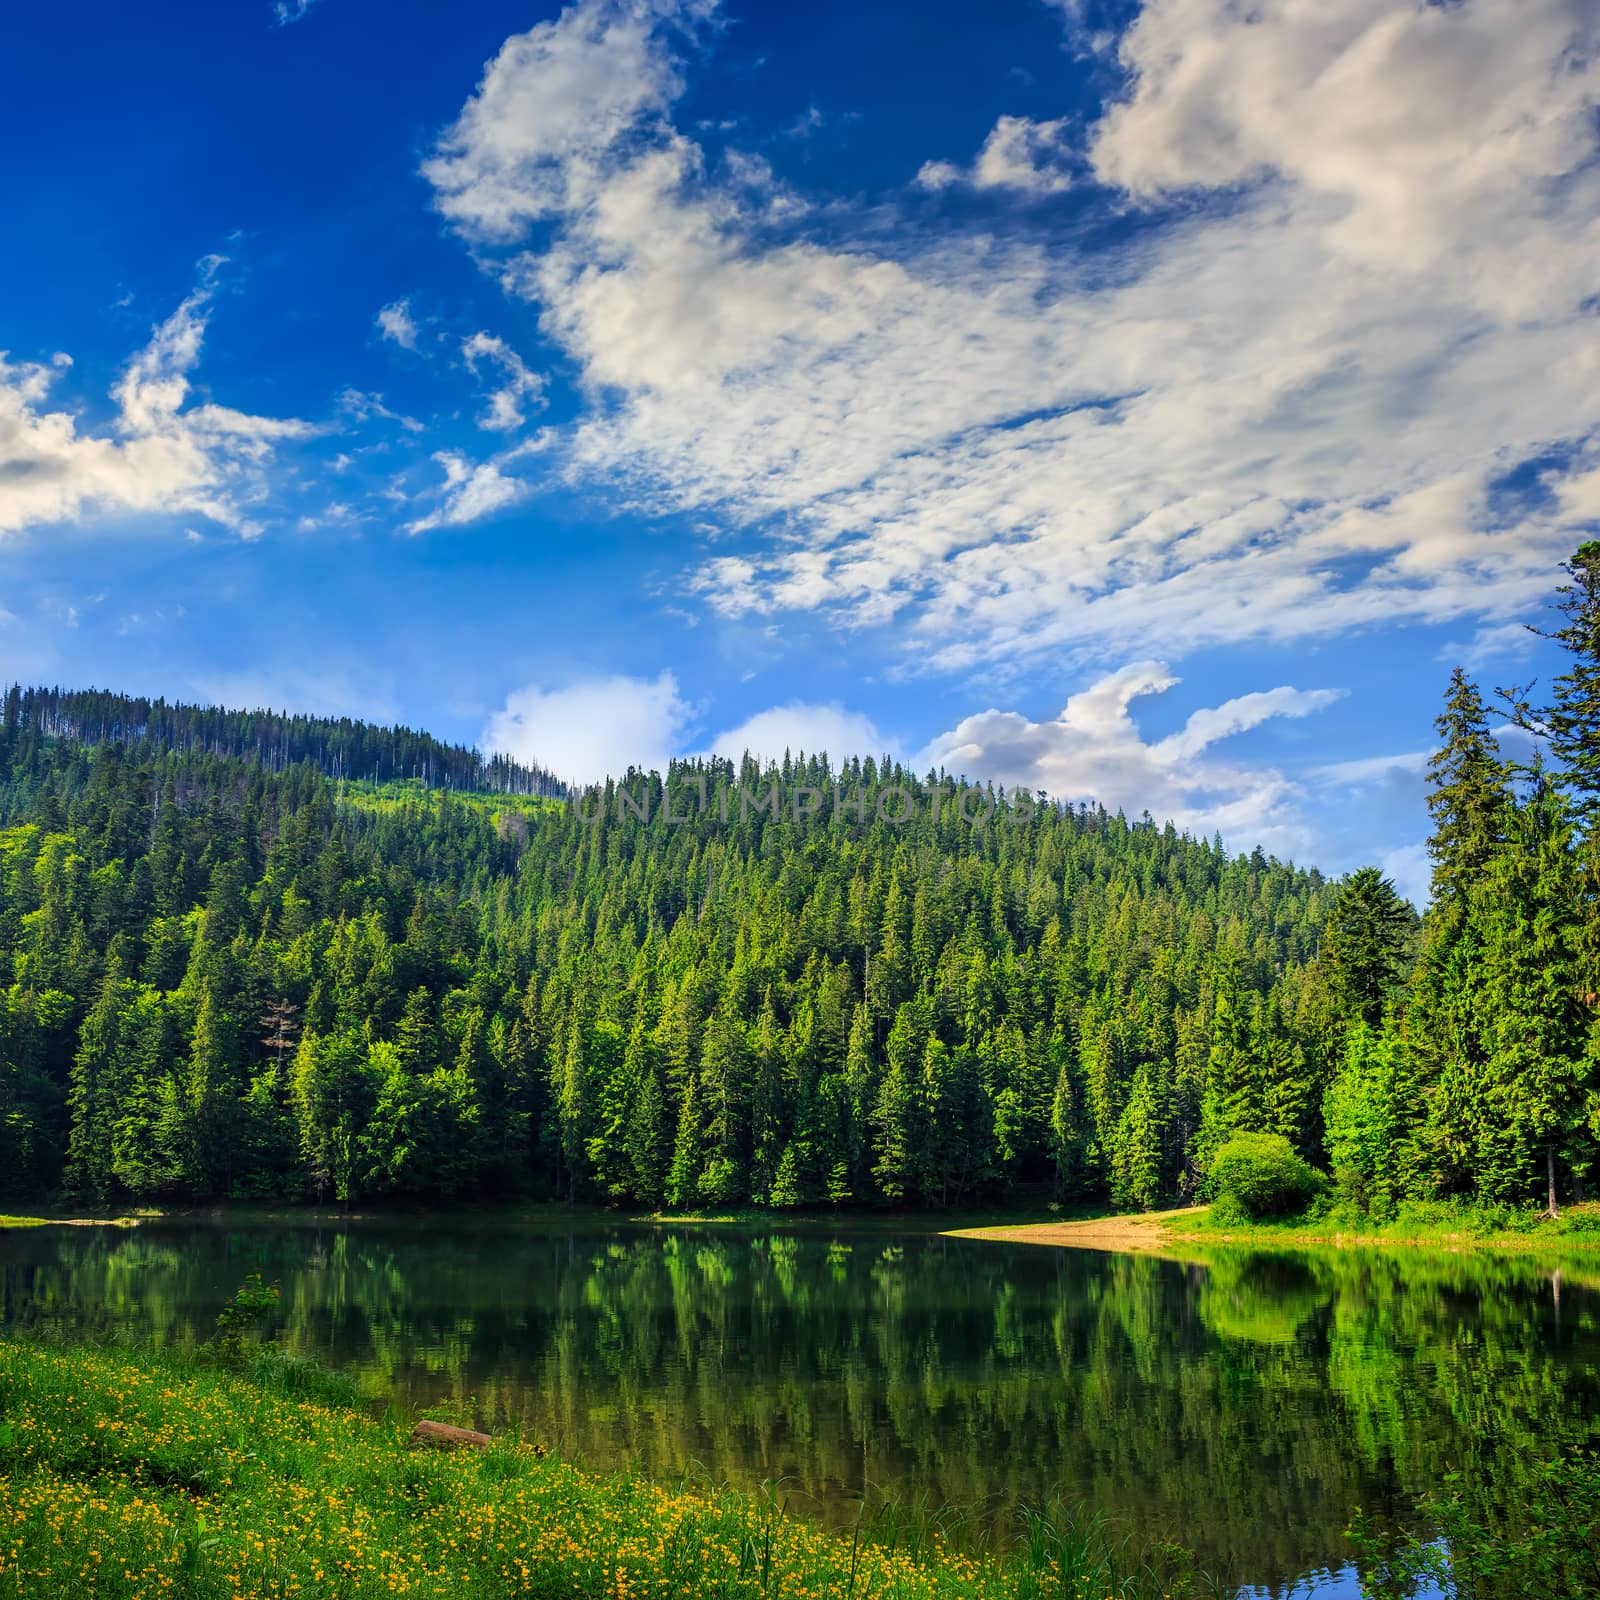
xmin=945 ymin=1203 xmax=1600 ymax=1255
xmin=0 ymin=1339 xmax=1201 ymax=1600
xmin=945 ymin=1207 xmax=1206 ymax=1252
xmin=0 ymin=1212 xmax=142 ymax=1229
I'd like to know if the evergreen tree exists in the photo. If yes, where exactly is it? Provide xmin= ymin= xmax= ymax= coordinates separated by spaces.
xmin=1426 ymin=669 xmax=1509 ymax=907
xmin=1520 ymin=542 xmax=1600 ymax=817
xmin=1321 ymin=869 xmax=1415 ymax=1028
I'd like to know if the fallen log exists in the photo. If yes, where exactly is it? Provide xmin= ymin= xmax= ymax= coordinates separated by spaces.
xmin=410 ymin=1419 xmax=493 ymax=1451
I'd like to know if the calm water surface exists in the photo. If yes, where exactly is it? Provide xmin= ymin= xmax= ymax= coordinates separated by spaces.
xmin=3 ymin=1216 xmax=1595 ymax=1593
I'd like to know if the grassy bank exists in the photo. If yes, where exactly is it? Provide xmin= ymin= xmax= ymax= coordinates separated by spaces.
xmin=951 ymin=1199 xmax=1600 ymax=1257
xmin=1181 ymin=1197 xmax=1600 ymax=1253
xmin=0 ymin=1340 xmax=1204 ymax=1600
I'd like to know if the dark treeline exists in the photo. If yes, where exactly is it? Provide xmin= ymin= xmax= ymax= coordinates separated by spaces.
xmin=2 ymin=685 xmax=565 ymax=798
xmin=0 ymin=546 xmax=1597 ymax=1213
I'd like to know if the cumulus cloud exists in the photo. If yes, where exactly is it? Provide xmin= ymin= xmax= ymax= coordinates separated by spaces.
xmin=482 ymin=670 xmax=692 ymax=781
xmin=0 ymin=278 xmax=314 ymax=539
xmin=423 ymin=0 xmax=716 ymax=239
xmin=473 ymin=657 xmax=1379 ymax=872
xmin=1091 ymin=0 xmax=1600 ymax=303
xmin=461 ymin=332 xmax=544 ymax=431
xmin=1555 ymin=463 xmax=1600 ymax=524
xmin=376 ymin=298 xmax=420 ymax=350
xmin=921 ymin=661 xmax=1341 ymax=857
xmin=420 ymin=0 xmax=1600 ymax=673
xmin=916 ymin=115 xmax=1075 ymax=193
xmin=709 ymin=701 xmax=892 ymax=765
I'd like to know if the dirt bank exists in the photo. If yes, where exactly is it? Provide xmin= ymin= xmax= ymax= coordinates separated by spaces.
xmin=943 ymin=1207 xmax=1207 ymax=1252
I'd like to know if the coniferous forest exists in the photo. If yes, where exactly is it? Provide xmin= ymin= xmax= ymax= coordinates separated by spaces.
xmin=1 ymin=547 xmax=1597 ymax=1216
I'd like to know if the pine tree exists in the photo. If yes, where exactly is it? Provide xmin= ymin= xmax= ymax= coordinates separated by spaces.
xmin=666 ymin=1071 xmax=703 ymax=1208
xmin=1427 ymin=669 xmax=1509 ymax=907
xmin=66 ymin=966 xmax=131 ymax=1197
xmin=1521 ymin=542 xmax=1600 ymax=817
xmin=1475 ymin=776 xmax=1587 ymax=1210
xmin=627 ymin=1063 xmax=669 ymax=1205
xmin=1322 ymin=869 xmax=1415 ymax=1027
xmin=1110 ymin=1063 xmax=1163 ymax=1210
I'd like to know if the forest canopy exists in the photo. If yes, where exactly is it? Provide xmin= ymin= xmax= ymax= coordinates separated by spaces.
xmin=1 ymin=545 xmax=1597 ymax=1214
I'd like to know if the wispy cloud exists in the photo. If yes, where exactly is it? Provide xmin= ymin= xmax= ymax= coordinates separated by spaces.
xmin=404 ymin=449 xmax=533 ymax=534
xmin=461 ymin=332 xmax=544 ymax=431
xmin=375 ymin=298 xmax=420 ymax=350
xmin=271 ymin=0 xmax=323 ymax=26
xmin=0 ymin=267 xmax=314 ymax=539
xmin=422 ymin=0 xmax=1600 ymax=674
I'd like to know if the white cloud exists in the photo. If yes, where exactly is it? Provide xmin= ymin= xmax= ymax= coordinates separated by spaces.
xmin=1310 ymin=749 xmax=1430 ymax=788
xmin=1441 ymin=621 xmax=1538 ymax=670
xmin=272 ymin=0 xmax=322 ymax=25
xmin=482 ymin=670 xmax=692 ymax=781
xmin=1090 ymin=0 xmax=1600 ymax=304
xmin=1555 ymin=463 xmax=1600 ymax=524
xmin=920 ymin=661 xmax=1341 ymax=857
xmin=423 ymin=0 xmax=716 ymax=240
xmin=461 ymin=332 xmax=544 ymax=431
xmin=404 ymin=449 xmax=532 ymax=533
xmin=336 ymin=388 xmax=422 ymax=433
xmin=1378 ymin=843 xmax=1431 ymax=910
xmin=376 ymin=298 xmax=420 ymax=350
xmin=916 ymin=115 xmax=1075 ymax=194
xmin=709 ymin=701 xmax=892 ymax=765
xmin=0 ymin=277 xmax=314 ymax=539
xmin=421 ymin=0 xmax=1600 ymax=675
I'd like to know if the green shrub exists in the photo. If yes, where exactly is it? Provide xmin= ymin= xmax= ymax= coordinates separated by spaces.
xmin=1554 ymin=1203 xmax=1600 ymax=1235
xmin=1207 ymin=1133 xmax=1326 ymax=1219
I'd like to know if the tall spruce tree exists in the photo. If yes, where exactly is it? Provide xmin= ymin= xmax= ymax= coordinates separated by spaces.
xmin=1426 ymin=669 xmax=1509 ymax=907
xmin=1474 ymin=775 xmax=1587 ymax=1211
xmin=1523 ymin=542 xmax=1600 ymax=817
xmin=1321 ymin=869 xmax=1415 ymax=1028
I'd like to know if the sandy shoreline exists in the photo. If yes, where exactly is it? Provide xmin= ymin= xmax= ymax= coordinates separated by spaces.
xmin=943 ymin=1207 xmax=1207 ymax=1252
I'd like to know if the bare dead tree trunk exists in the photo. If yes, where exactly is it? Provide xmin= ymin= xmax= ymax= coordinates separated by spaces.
xmin=1548 ymin=1140 xmax=1560 ymax=1218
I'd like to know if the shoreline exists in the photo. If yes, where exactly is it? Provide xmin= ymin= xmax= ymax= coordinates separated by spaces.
xmin=944 ymin=1207 xmax=1205 ymax=1252
xmin=0 ymin=1213 xmax=141 ymax=1230
xmin=944 ymin=1205 xmax=1600 ymax=1256
xmin=0 ymin=1339 xmax=1199 ymax=1600
xmin=9 ymin=1200 xmax=1600 ymax=1257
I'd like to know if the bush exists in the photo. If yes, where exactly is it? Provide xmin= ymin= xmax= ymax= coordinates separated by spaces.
xmin=1207 ymin=1133 xmax=1326 ymax=1219
xmin=1554 ymin=1202 xmax=1600 ymax=1236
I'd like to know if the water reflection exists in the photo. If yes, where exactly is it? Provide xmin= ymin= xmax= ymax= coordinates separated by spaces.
xmin=1 ymin=1217 xmax=1594 ymax=1594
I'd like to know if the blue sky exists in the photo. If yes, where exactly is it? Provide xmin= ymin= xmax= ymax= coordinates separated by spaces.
xmin=3 ymin=0 xmax=1598 ymax=900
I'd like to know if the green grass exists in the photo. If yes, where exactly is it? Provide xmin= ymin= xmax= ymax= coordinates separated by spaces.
xmin=0 ymin=1339 xmax=1210 ymax=1600
xmin=0 ymin=1216 xmax=50 ymax=1229
xmin=1177 ymin=1196 xmax=1600 ymax=1252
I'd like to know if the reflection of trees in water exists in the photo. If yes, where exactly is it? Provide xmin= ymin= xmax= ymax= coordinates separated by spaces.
xmin=1 ymin=1224 xmax=1595 ymax=1591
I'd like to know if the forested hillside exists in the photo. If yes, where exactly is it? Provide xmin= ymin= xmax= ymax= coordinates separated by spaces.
xmin=4 ymin=686 xmax=565 ymax=797
xmin=1 ymin=546 xmax=1597 ymax=1213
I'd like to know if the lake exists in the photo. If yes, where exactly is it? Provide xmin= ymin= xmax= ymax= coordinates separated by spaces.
xmin=2 ymin=1216 xmax=1595 ymax=1595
